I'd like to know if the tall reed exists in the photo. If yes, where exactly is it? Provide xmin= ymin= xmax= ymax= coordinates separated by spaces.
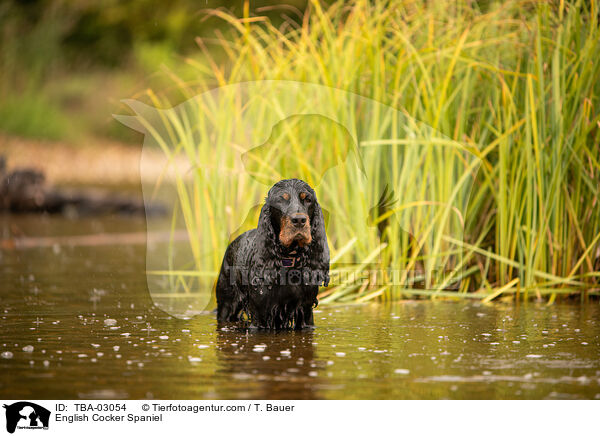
xmin=129 ymin=0 xmax=600 ymax=305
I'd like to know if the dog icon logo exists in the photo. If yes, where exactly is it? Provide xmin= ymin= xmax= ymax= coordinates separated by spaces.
xmin=3 ymin=402 xmax=50 ymax=433
xmin=116 ymin=80 xmax=480 ymax=314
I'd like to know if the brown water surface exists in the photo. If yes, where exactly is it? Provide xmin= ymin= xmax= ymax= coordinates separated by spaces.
xmin=1 ymin=215 xmax=599 ymax=399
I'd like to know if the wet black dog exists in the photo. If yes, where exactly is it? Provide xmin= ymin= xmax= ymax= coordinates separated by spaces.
xmin=216 ymin=179 xmax=330 ymax=329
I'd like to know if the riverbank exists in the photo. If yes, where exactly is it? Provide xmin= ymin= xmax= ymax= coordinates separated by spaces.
xmin=0 ymin=135 xmax=151 ymax=187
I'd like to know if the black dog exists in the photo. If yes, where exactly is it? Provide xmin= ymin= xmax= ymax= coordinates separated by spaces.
xmin=216 ymin=179 xmax=330 ymax=329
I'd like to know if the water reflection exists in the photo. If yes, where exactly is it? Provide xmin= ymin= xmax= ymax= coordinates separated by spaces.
xmin=215 ymin=328 xmax=319 ymax=399
xmin=0 ymin=215 xmax=599 ymax=400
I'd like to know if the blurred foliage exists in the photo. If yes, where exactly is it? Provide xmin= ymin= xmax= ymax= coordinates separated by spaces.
xmin=1 ymin=0 xmax=312 ymax=68
xmin=0 ymin=0 xmax=313 ymax=140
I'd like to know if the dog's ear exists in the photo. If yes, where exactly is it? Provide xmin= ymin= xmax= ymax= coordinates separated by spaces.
xmin=257 ymin=201 xmax=279 ymax=256
xmin=247 ymin=201 xmax=280 ymax=293
xmin=309 ymin=199 xmax=330 ymax=287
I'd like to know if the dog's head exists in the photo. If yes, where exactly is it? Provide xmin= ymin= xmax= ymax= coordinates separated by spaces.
xmin=264 ymin=179 xmax=320 ymax=248
xmin=256 ymin=178 xmax=330 ymax=286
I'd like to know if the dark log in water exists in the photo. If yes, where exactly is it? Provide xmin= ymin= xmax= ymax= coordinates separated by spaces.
xmin=0 ymin=156 xmax=164 ymax=216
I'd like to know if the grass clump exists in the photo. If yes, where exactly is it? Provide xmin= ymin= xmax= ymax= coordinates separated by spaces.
xmin=133 ymin=0 xmax=600 ymax=305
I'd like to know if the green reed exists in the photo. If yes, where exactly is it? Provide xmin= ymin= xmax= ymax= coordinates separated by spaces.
xmin=132 ymin=0 xmax=600 ymax=305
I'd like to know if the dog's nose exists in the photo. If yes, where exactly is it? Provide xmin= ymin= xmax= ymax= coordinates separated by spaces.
xmin=291 ymin=213 xmax=308 ymax=228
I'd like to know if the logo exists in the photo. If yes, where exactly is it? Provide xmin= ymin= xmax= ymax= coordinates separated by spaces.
xmin=3 ymin=402 xmax=50 ymax=434
xmin=115 ymin=81 xmax=480 ymax=315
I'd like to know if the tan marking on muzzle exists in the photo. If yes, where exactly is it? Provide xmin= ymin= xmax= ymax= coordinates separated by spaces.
xmin=279 ymin=215 xmax=312 ymax=247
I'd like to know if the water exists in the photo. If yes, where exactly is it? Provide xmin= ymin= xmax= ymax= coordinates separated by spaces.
xmin=1 ymin=215 xmax=599 ymax=399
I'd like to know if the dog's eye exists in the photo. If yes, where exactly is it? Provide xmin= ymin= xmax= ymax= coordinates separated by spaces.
xmin=281 ymin=193 xmax=290 ymax=201
xmin=300 ymin=193 xmax=311 ymax=202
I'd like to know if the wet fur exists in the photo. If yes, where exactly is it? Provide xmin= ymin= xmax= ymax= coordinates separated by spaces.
xmin=216 ymin=179 xmax=329 ymax=329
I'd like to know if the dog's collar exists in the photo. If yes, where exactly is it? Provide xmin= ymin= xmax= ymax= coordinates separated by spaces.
xmin=281 ymin=250 xmax=302 ymax=268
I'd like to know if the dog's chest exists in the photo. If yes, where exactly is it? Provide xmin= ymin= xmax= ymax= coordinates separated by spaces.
xmin=273 ymin=283 xmax=305 ymax=302
xmin=254 ymin=266 xmax=307 ymax=302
